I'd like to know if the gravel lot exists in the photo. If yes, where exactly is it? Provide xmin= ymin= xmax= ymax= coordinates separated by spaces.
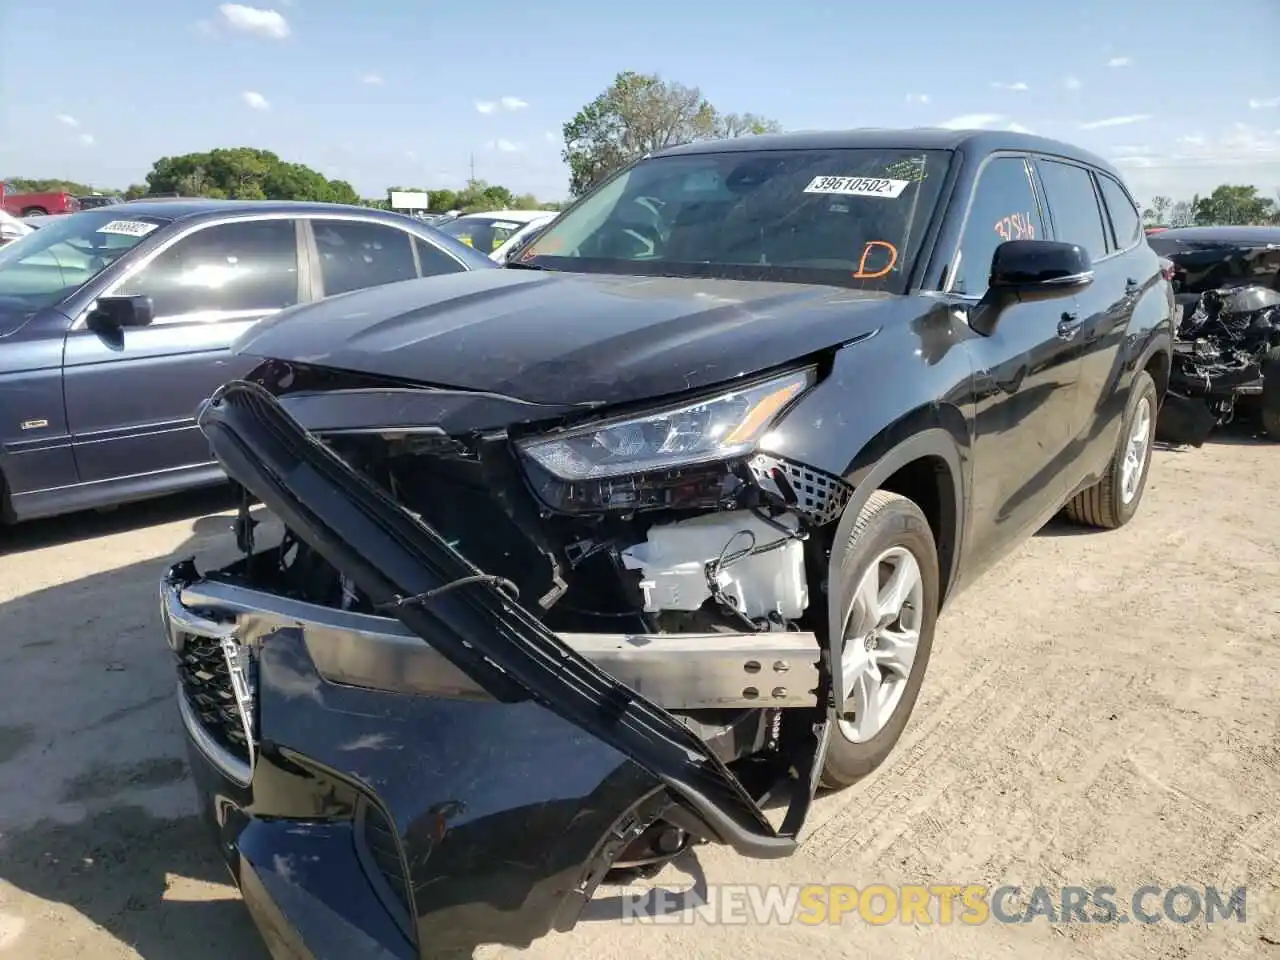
xmin=1 ymin=431 xmax=1277 ymax=959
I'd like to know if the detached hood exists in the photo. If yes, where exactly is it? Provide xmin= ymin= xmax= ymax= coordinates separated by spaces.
xmin=233 ymin=269 xmax=906 ymax=406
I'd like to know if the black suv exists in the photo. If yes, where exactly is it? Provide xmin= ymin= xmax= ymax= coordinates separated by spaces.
xmin=159 ymin=129 xmax=1173 ymax=958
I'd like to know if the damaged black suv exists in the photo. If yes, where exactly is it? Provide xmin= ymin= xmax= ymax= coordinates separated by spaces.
xmin=160 ymin=129 xmax=1173 ymax=958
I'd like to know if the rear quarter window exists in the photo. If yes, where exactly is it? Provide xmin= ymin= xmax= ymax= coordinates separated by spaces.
xmin=1097 ymin=175 xmax=1143 ymax=250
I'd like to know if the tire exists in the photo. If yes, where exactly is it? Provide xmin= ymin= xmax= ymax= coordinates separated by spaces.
xmin=1260 ymin=347 xmax=1280 ymax=441
xmin=820 ymin=490 xmax=940 ymax=790
xmin=1064 ymin=370 xmax=1158 ymax=530
xmin=20 ymin=207 xmax=47 ymax=217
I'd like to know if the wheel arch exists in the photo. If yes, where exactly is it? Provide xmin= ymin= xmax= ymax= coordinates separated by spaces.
xmin=820 ymin=423 xmax=967 ymax=709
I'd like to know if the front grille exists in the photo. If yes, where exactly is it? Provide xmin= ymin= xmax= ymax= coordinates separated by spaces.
xmin=176 ymin=635 xmax=252 ymax=767
xmin=357 ymin=800 xmax=415 ymax=935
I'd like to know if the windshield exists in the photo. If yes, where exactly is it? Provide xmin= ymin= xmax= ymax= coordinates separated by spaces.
xmin=0 ymin=210 xmax=170 ymax=311
xmin=516 ymin=148 xmax=950 ymax=292
xmin=438 ymin=215 xmax=540 ymax=254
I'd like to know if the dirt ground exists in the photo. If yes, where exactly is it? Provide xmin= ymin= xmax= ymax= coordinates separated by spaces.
xmin=0 ymin=430 xmax=1277 ymax=960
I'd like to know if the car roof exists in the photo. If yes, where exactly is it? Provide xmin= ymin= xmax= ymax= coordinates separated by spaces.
xmin=112 ymin=198 xmax=410 ymax=222
xmin=652 ymin=127 xmax=1122 ymax=177
xmin=456 ymin=209 xmax=553 ymax=223
xmin=1150 ymin=225 xmax=1280 ymax=243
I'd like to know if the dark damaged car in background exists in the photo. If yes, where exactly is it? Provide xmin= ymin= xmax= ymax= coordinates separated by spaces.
xmin=1147 ymin=225 xmax=1280 ymax=442
xmin=160 ymin=129 xmax=1174 ymax=958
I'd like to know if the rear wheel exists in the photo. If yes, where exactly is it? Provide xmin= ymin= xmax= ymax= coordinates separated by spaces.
xmin=20 ymin=206 xmax=47 ymax=217
xmin=820 ymin=490 xmax=939 ymax=789
xmin=1064 ymin=370 xmax=1158 ymax=529
xmin=1260 ymin=347 xmax=1280 ymax=441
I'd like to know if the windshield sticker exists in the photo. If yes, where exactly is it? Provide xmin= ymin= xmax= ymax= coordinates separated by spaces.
xmin=490 ymin=222 xmax=520 ymax=232
xmin=852 ymin=240 xmax=899 ymax=279
xmin=804 ymin=176 xmax=911 ymax=199
xmin=994 ymin=213 xmax=1036 ymax=241
xmin=884 ymin=157 xmax=929 ymax=182
xmin=96 ymin=220 xmax=159 ymax=238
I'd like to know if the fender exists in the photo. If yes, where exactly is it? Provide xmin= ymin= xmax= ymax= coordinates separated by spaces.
xmin=824 ymin=425 xmax=967 ymax=709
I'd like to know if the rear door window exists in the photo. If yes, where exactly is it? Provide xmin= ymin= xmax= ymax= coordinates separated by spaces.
xmin=115 ymin=218 xmax=301 ymax=317
xmin=311 ymin=220 xmax=420 ymax=296
xmin=950 ymin=156 xmax=1043 ymax=298
xmin=1036 ymin=160 xmax=1110 ymax=259
xmin=414 ymin=236 xmax=467 ymax=277
xmin=1096 ymin=174 xmax=1143 ymax=250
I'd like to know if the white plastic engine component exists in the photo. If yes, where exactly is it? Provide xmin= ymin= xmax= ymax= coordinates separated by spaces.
xmin=619 ymin=510 xmax=809 ymax=621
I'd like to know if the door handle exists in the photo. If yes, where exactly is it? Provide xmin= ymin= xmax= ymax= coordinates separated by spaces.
xmin=1057 ymin=312 xmax=1083 ymax=340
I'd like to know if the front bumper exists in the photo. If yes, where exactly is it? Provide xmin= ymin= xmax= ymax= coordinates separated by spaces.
xmin=165 ymin=379 xmax=827 ymax=957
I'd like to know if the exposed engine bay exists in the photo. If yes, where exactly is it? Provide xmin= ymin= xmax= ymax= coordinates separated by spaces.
xmin=204 ymin=364 xmax=868 ymax=872
xmin=1165 ymin=285 xmax=1280 ymax=440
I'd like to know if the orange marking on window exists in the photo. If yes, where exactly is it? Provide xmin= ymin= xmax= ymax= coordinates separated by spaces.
xmin=852 ymin=240 xmax=899 ymax=279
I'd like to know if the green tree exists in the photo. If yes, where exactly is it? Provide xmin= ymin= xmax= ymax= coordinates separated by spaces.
xmin=428 ymin=188 xmax=458 ymax=213
xmin=3 ymin=177 xmax=120 ymax=196
xmin=1142 ymin=195 xmax=1172 ymax=225
xmin=510 ymin=192 xmax=540 ymax=210
xmin=143 ymin=147 xmax=360 ymax=204
xmin=451 ymin=179 xmax=514 ymax=214
xmin=1191 ymin=184 xmax=1276 ymax=226
xmin=561 ymin=71 xmax=780 ymax=196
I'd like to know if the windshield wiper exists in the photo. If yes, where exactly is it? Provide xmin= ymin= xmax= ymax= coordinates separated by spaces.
xmin=503 ymin=260 xmax=548 ymax=270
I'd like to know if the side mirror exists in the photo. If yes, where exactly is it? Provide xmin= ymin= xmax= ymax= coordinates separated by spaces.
xmin=989 ymin=240 xmax=1093 ymax=300
xmin=87 ymin=294 xmax=155 ymax=332
xmin=970 ymin=240 xmax=1094 ymax=335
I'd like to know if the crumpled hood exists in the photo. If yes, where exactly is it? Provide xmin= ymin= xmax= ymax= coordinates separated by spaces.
xmin=233 ymin=269 xmax=905 ymax=406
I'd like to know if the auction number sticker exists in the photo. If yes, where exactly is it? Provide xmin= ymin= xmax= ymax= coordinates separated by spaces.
xmin=803 ymin=176 xmax=911 ymax=198
xmin=97 ymin=220 xmax=159 ymax=238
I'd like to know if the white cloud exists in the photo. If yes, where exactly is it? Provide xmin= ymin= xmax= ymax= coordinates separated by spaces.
xmin=1110 ymin=123 xmax=1280 ymax=200
xmin=218 ymin=4 xmax=290 ymax=39
xmin=1078 ymin=114 xmax=1152 ymax=130
xmin=1064 ymin=76 xmax=1083 ymax=90
xmin=476 ymin=96 xmax=528 ymax=115
xmin=1107 ymin=56 xmax=1133 ymax=67
xmin=360 ymin=73 xmax=383 ymax=85
xmin=1179 ymin=134 xmax=1206 ymax=146
xmin=905 ymin=93 xmax=931 ymax=104
xmin=938 ymin=114 xmax=1035 ymax=134
xmin=56 ymin=113 xmax=79 ymax=127
xmin=241 ymin=90 xmax=271 ymax=110
xmin=1248 ymin=96 xmax=1280 ymax=110
xmin=486 ymin=139 xmax=524 ymax=153
xmin=991 ymin=81 xmax=1030 ymax=91
xmin=939 ymin=113 xmax=1004 ymax=129
xmin=77 ymin=133 xmax=95 ymax=146
xmin=195 ymin=18 xmax=217 ymax=35
xmin=544 ymin=131 xmax=559 ymax=143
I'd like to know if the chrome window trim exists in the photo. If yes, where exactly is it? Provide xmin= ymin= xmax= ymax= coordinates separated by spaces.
xmin=71 ymin=211 xmax=471 ymax=330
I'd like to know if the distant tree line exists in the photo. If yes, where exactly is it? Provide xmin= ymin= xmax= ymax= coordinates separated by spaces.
xmin=1142 ymin=185 xmax=1279 ymax=228
xmin=7 ymin=73 xmax=1278 ymax=223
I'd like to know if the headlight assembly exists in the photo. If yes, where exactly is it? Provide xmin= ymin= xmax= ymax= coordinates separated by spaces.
xmin=517 ymin=368 xmax=815 ymax=482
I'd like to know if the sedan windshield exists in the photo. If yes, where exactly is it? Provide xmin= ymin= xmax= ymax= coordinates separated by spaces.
xmin=437 ymin=215 xmax=538 ymax=255
xmin=515 ymin=147 xmax=950 ymax=292
xmin=0 ymin=210 xmax=171 ymax=310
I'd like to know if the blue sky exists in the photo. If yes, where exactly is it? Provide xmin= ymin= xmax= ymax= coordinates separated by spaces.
xmin=2 ymin=0 xmax=1278 ymax=206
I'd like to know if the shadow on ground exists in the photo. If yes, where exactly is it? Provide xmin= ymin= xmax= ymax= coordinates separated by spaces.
xmin=0 ymin=485 xmax=237 ymax=557
xmin=0 ymin=490 xmax=271 ymax=959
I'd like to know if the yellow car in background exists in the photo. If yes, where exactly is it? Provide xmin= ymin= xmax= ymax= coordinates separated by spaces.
xmin=435 ymin=209 xmax=559 ymax=263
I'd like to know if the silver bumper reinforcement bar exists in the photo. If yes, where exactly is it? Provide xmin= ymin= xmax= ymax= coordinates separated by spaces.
xmin=162 ymin=575 xmax=822 ymax=712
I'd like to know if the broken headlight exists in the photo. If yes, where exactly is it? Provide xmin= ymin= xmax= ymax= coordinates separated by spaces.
xmin=516 ymin=368 xmax=815 ymax=513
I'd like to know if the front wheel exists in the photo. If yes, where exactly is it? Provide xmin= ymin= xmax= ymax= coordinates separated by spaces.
xmin=820 ymin=490 xmax=940 ymax=790
xmin=1064 ymin=370 xmax=1158 ymax=529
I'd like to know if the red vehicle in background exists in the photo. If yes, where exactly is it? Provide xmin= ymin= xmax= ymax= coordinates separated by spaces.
xmin=0 ymin=182 xmax=81 ymax=216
